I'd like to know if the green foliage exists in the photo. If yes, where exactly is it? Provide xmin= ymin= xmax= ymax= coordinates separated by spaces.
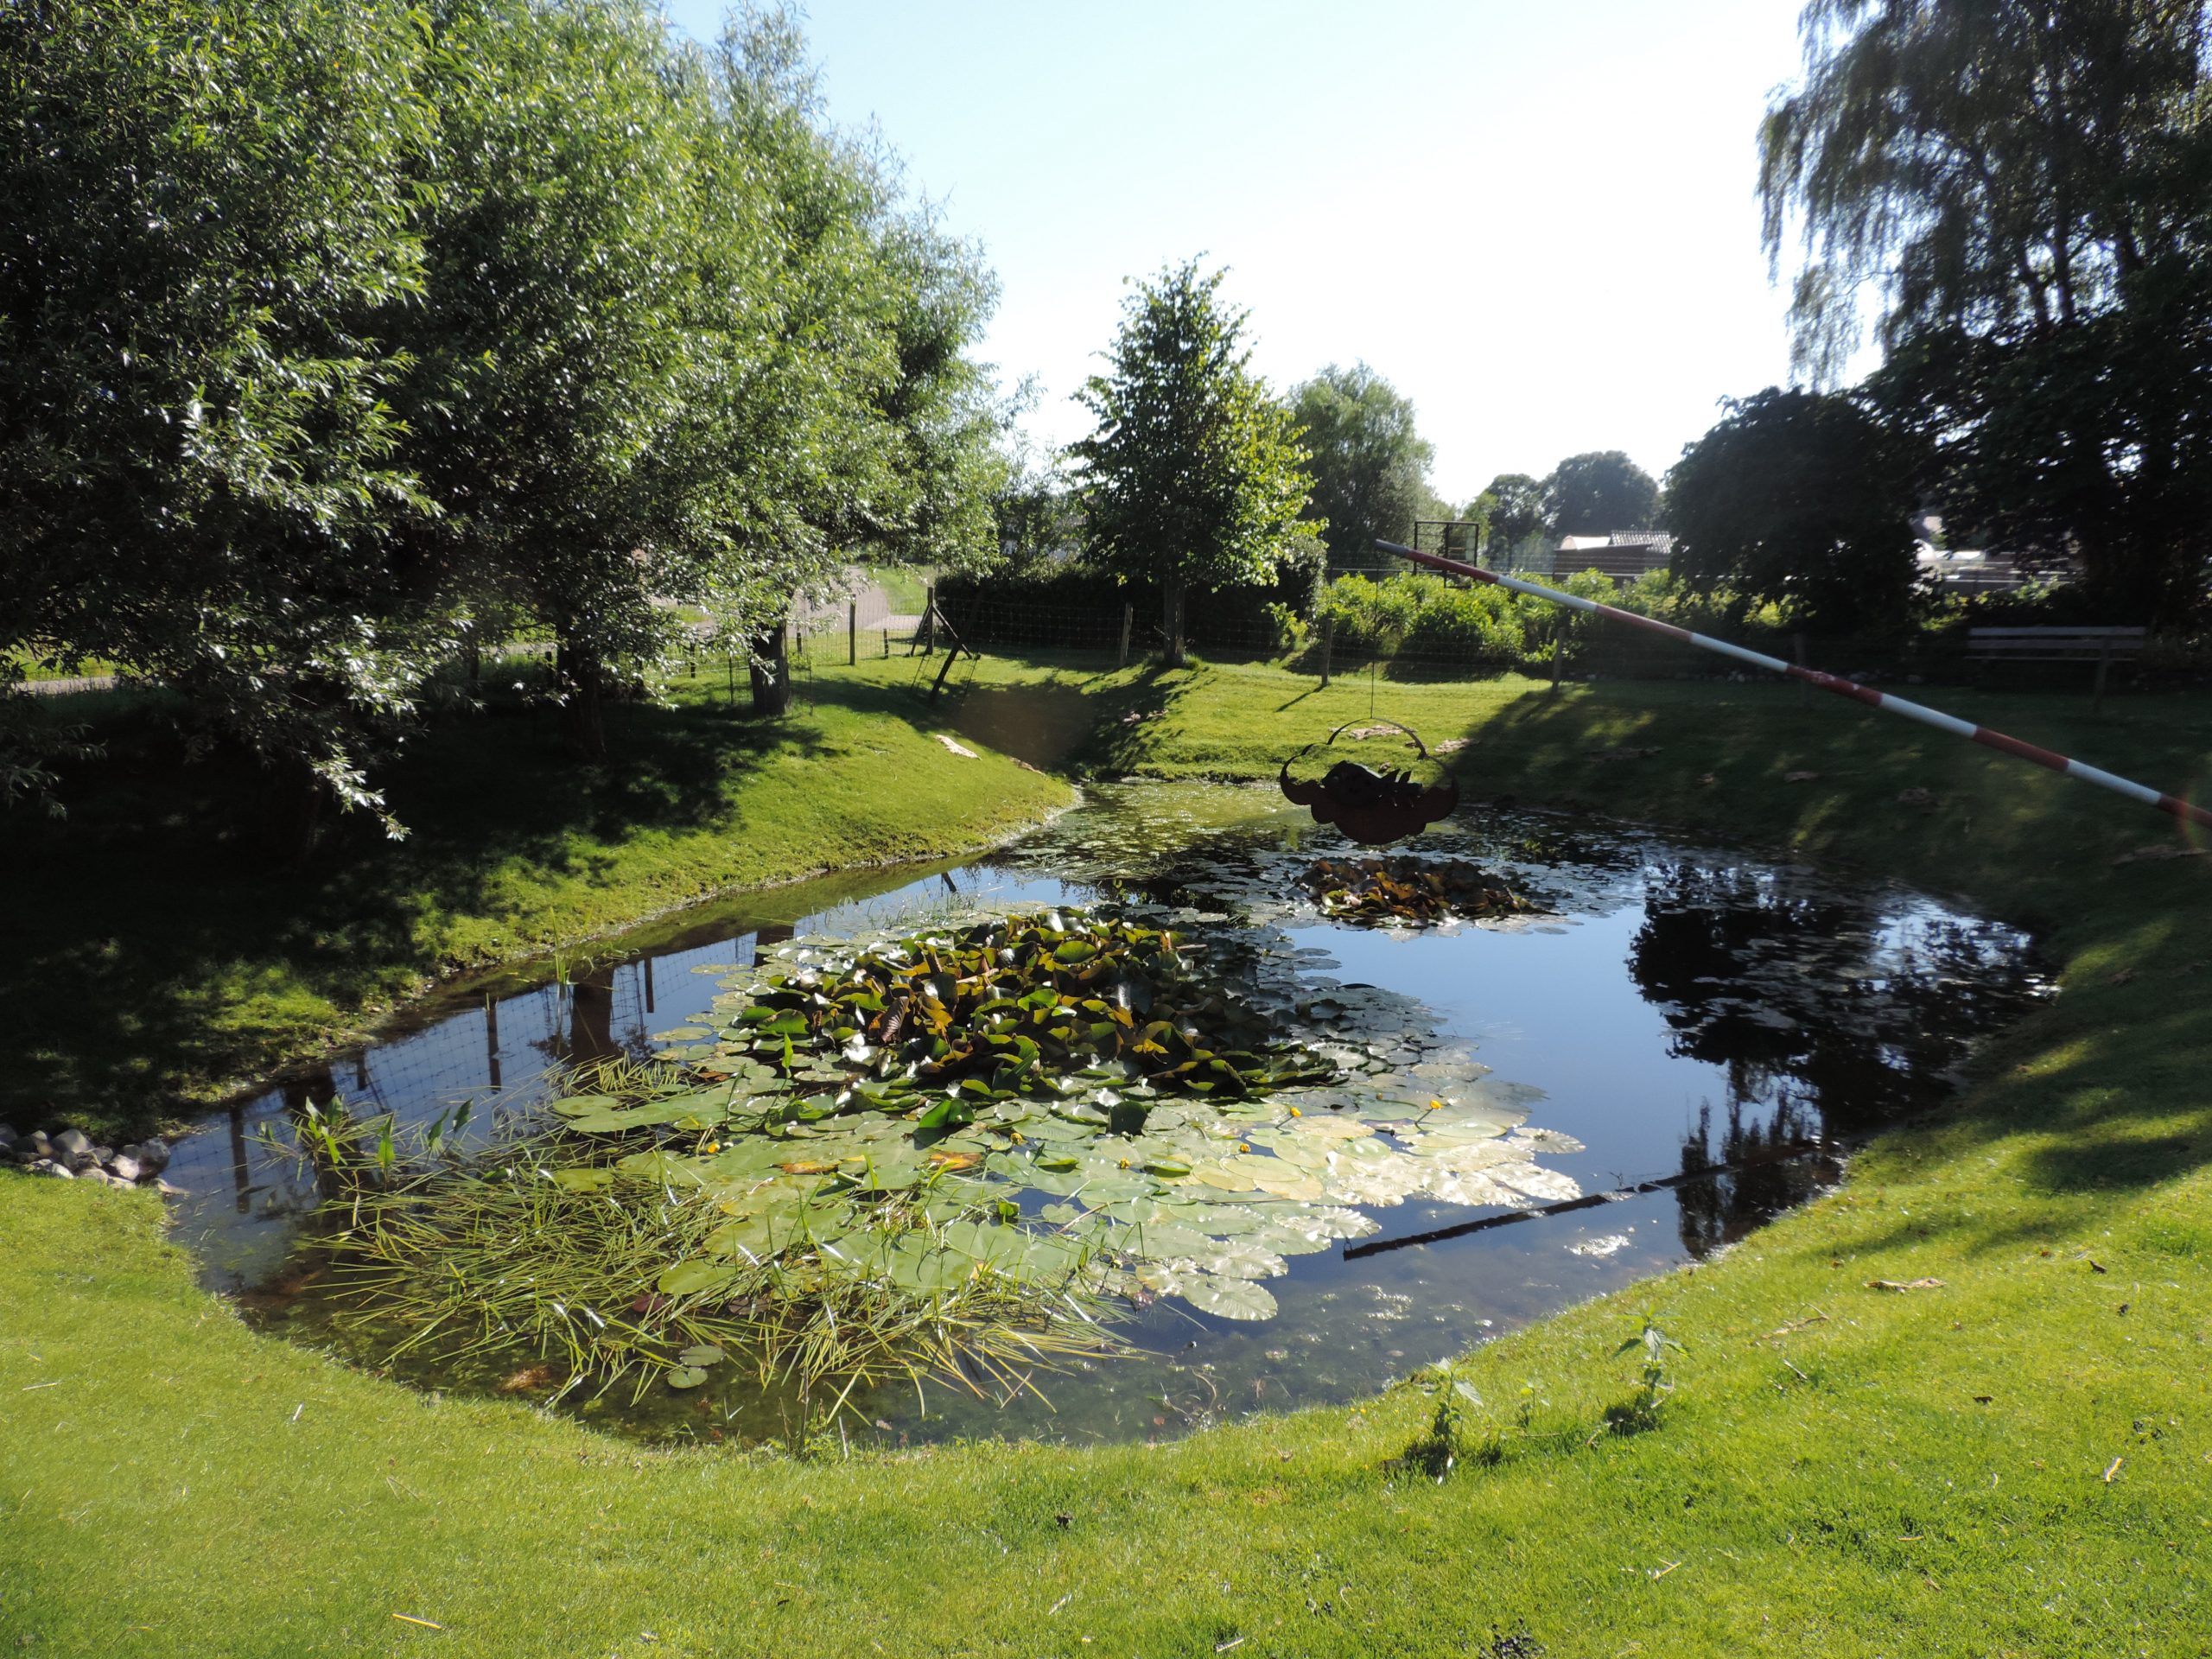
xmin=1287 ymin=363 xmax=1438 ymax=569
xmin=1479 ymin=473 xmax=1548 ymax=561
xmin=1316 ymin=571 xmax=1615 ymax=666
xmin=1542 ymin=451 xmax=1658 ymax=537
xmin=1664 ymin=387 xmax=1922 ymax=634
xmin=0 ymin=0 xmax=445 ymax=831
xmin=1 ymin=1 xmax=1011 ymax=804
xmin=1400 ymin=1357 xmax=1494 ymax=1479
xmin=1764 ymin=0 xmax=2212 ymax=620
xmin=1071 ymin=261 xmax=1315 ymax=664
xmin=1604 ymin=1307 xmax=1686 ymax=1435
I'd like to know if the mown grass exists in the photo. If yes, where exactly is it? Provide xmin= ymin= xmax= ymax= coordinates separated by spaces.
xmin=0 ymin=660 xmax=1084 ymax=1140
xmin=3 ymin=654 xmax=2209 ymax=1656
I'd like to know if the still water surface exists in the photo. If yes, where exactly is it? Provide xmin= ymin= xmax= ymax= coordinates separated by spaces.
xmin=169 ymin=784 xmax=2044 ymax=1444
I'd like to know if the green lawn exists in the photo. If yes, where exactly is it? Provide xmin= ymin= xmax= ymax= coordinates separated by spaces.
xmin=0 ymin=662 xmax=1084 ymax=1141
xmin=3 ymin=657 xmax=2209 ymax=1656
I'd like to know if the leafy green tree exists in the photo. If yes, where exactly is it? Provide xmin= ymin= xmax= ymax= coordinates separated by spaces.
xmin=0 ymin=0 xmax=443 ymax=841
xmin=690 ymin=12 xmax=1007 ymax=714
xmin=1071 ymin=261 xmax=1314 ymax=666
xmin=1543 ymin=451 xmax=1659 ymax=537
xmin=1478 ymin=473 xmax=1548 ymax=561
xmin=398 ymin=0 xmax=739 ymax=761
xmin=1664 ymin=388 xmax=1919 ymax=634
xmin=1761 ymin=0 xmax=2212 ymax=620
xmin=1287 ymin=363 xmax=1436 ymax=571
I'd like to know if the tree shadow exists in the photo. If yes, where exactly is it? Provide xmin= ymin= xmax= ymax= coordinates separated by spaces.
xmin=0 ymin=688 xmax=843 ymax=1128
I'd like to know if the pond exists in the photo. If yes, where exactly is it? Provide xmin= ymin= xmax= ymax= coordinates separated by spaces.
xmin=168 ymin=783 xmax=2046 ymax=1447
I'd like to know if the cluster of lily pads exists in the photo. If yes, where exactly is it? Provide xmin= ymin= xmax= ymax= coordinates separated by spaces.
xmin=606 ymin=911 xmax=1577 ymax=1317
xmin=1296 ymin=856 xmax=1541 ymax=928
xmin=316 ymin=902 xmax=1583 ymax=1409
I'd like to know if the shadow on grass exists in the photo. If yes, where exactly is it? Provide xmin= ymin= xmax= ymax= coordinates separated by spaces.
xmin=0 ymin=687 xmax=851 ymax=1128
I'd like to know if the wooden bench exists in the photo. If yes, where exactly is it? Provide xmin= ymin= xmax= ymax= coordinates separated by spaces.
xmin=1965 ymin=626 xmax=2146 ymax=709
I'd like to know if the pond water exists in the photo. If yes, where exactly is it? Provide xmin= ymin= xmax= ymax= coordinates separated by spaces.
xmin=168 ymin=783 xmax=2046 ymax=1446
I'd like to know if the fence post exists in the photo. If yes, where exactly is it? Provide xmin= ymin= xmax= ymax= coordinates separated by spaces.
xmin=1549 ymin=626 xmax=1563 ymax=695
xmin=1118 ymin=602 xmax=1134 ymax=669
xmin=848 ymin=601 xmax=857 ymax=667
xmin=922 ymin=585 xmax=936 ymax=655
xmin=881 ymin=626 xmax=888 ymax=659
xmin=1319 ymin=613 xmax=1334 ymax=688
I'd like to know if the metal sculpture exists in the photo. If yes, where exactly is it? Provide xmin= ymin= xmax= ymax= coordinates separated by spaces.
xmin=1279 ymin=720 xmax=1459 ymax=845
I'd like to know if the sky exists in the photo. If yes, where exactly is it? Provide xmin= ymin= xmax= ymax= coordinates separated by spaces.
xmin=664 ymin=0 xmax=1815 ymax=507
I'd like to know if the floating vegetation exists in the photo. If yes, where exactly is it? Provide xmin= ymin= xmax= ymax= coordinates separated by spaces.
xmin=302 ymin=906 xmax=1585 ymax=1421
xmin=1297 ymin=856 xmax=1541 ymax=928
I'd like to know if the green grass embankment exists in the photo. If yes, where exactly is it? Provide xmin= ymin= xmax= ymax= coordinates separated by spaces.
xmin=1 ymin=657 xmax=2208 ymax=1656
xmin=1 ymin=660 xmax=1090 ymax=1140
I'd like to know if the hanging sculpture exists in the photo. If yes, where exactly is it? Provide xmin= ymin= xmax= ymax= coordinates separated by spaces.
xmin=1278 ymin=720 xmax=1459 ymax=845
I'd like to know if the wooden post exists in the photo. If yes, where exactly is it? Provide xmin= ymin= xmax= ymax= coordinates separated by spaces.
xmin=1319 ymin=613 xmax=1334 ymax=688
xmin=922 ymin=585 xmax=936 ymax=655
xmin=2094 ymin=635 xmax=2113 ymax=714
xmin=848 ymin=601 xmax=857 ymax=667
xmin=881 ymin=627 xmax=888 ymax=659
xmin=1549 ymin=627 xmax=1564 ymax=695
xmin=1793 ymin=633 xmax=1809 ymax=708
xmin=1117 ymin=602 xmax=1134 ymax=669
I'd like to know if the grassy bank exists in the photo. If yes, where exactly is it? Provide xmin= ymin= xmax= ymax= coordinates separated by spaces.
xmin=1 ymin=662 xmax=1081 ymax=1140
xmin=2 ymin=658 xmax=2208 ymax=1656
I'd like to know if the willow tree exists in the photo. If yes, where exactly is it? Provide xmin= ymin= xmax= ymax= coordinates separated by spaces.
xmin=1761 ymin=0 xmax=2212 ymax=619
xmin=0 ymin=0 xmax=443 ymax=842
xmin=1071 ymin=262 xmax=1313 ymax=666
xmin=395 ymin=0 xmax=728 ymax=763
xmin=691 ymin=11 xmax=1007 ymax=717
xmin=1287 ymin=363 xmax=1437 ymax=571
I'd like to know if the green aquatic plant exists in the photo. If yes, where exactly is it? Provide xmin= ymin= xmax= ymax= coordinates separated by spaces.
xmin=1297 ymin=856 xmax=1540 ymax=928
xmin=302 ymin=906 xmax=1586 ymax=1421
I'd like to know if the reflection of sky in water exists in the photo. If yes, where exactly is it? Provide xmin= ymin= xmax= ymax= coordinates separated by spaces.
xmin=168 ymin=787 xmax=2044 ymax=1446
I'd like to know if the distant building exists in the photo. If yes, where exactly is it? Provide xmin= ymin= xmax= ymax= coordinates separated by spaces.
xmin=1556 ymin=531 xmax=1673 ymax=584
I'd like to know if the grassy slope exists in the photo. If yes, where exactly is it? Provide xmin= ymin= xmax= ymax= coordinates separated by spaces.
xmin=1 ymin=663 xmax=1076 ymax=1140
xmin=3 ymin=659 xmax=2209 ymax=1657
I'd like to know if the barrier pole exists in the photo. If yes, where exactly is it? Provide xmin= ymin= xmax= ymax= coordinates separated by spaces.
xmin=1373 ymin=538 xmax=2212 ymax=832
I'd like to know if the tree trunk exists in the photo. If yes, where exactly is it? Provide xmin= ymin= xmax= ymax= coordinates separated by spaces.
xmin=749 ymin=613 xmax=791 ymax=715
xmin=555 ymin=631 xmax=607 ymax=763
xmin=1162 ymin=574 xmax=1188 ymax=668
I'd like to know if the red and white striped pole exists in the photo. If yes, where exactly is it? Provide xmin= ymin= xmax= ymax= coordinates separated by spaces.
xmin=1374 ymin=538 xmax=2212 ymax=832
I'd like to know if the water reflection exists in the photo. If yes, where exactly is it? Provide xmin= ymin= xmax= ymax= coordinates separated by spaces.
xmin=165 ymin=790 xmax=2044 ymax=1443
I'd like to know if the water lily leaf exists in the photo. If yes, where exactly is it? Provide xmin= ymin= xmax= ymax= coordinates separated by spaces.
xmin=658 ymin=1260 xmax=737 ymax=1297
xmin=547 ymin=1167 xmax=614 ymax=1192
xmin=676 ymin=1344 xmax=725 ymax=1368
xmin=1186 ymin=1242 xmax=1290 ymax=1281
xmin=665 ymin=1366 xmax=709 ymax=1390
xmin=550 ymin=1094 xmax=620 ymax=1118
xmin=1176 ymin=1273 xmax=1277 ymax=1321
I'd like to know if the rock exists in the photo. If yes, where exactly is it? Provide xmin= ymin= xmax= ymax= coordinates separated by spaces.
xmin=51 ymin=1128 xmax=91 ymax=1160
xmin=89 ymin=1144 xmax=114 ymax=1167
xmin=24 ymin=1130 xmax=53 ymax=1160
xmin=137 ymin=1140 xmax=171 ymax=1174
xmin=61 ymin=1147 xmax=99 ymax=1173
xmin=155 ymin=1179 xmax=188 ymax=1197
xmin=107 ymin=1154 xmax=143 ymax=1184
xmin=0 ymin=1125 xmax=16 ymax=1153
xmin=27 ymin=1159 xmax=73 ymax=1179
